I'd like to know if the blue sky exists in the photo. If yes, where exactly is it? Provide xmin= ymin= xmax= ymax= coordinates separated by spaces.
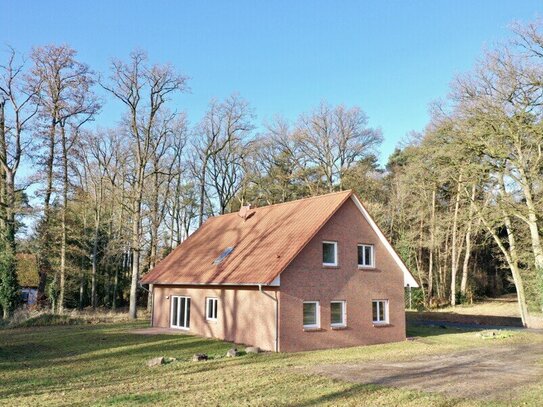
xmin=4 ymin=1 xmax=542 ymax=164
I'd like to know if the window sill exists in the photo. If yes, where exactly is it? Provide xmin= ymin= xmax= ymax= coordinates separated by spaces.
xmin=373 ymin=323 xmax=392 ymax=328
xmin=206 ymin=319 xmax=218 ymax=323
xmin=303 ymin=327 xmax=323 ymax=332
xmin=358 ymin=266 xmax=378 ymax=271
xmin=322 ymin=264 xmax=339 ymax=269
xmin=331 ymin=325 xmax=348 ymax=330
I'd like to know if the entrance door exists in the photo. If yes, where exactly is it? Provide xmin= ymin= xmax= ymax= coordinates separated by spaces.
xmin=170 ymin=296 xmax=191 ymax=329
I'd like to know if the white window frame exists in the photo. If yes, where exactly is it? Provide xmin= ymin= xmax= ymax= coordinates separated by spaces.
xmin=303 ymin=301 xmax=320 ymax=329
xmin=206 ymin=297 xmax=218 ymax=321
xmin=322 ymin=241 xmax=338 ymax=267
xmin=372 ymin=299 xmax=389 ymax=324
xmin=358 ymin=244 xmax=375 ymax=268
xmin=170 ymin=295 xmax=191 ymax=330
xmin=330 ymin=300 xmax=347 ymax=328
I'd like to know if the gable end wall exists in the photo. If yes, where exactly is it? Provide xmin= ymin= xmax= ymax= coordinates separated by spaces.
xmin=278 ymin=198 xmax=406 ymax=352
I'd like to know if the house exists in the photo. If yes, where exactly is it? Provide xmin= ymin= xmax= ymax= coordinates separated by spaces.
xmin=16 ymin=253 xmax=39 ymax=307
xmin=20 ymin=287 xmax=38 ymax=307
xmin=141 ymin=190 xmax=418 ymax=352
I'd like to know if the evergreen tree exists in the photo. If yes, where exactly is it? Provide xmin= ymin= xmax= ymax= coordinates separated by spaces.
xmin=0 ymin=239 xmax=19 ymax=319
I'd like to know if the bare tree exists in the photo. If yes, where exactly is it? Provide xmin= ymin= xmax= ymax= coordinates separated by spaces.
xmin=102 ymin=50 xmax=188 ymax=319
xmin=194 ymin=94 xmax=254 ymax=222
xmin=0 ymin=47 xmax=39 ymax=318
xmin=296 ymin=102 xmax=383 ymax=192
xmin=0 ymin=48 xmax=39 ymax=249
xmin=31 ymin=44 xmax=99 ymax=313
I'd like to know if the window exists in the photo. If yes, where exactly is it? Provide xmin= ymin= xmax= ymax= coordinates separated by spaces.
xmin=171 ymin=296 xmax=191 ymax=329
xmin=330 ymin=301 xmax=346 ymax=327
xmin=213 ymin=246 xmax=235 ymax=265
xmin=358 ymin=244 xmax=374 ymax=268
xmin=303 ymin=301 xmax=320 ymax=329
xmin=322 ymin=241 xmax=338 ymax=266
xmin=372 ymin=300 xmax=388 ymax=324
xmin=206 ymin=297 xmax=218 ymax=321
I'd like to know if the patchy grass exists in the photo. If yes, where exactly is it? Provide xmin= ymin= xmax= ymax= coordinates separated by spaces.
xmin=475 ymin=330 xmax=515 ymax=340
xmin=5 ymin=308 xmax=150 ymax=329
xmin=10 ymin=313 xmax=85 ymax=328
xmin=0 ymin=322 xmax=542 ymax=406
xmin=436 ymin=299 xmax=521 ymax=317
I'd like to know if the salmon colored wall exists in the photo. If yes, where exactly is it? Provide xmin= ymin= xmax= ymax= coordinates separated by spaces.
xmin=279 ymin=197 xmax=406 ymax=352
xmin=152 ymin=285 xmax=278 ymax=351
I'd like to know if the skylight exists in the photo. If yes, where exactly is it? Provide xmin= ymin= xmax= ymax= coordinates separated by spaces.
xmin=213 ymin=246 xmax=235 ymax=265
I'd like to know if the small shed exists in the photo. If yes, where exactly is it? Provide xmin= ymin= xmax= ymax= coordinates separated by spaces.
xmin=16 ymin=253 xmax=39 ymax=307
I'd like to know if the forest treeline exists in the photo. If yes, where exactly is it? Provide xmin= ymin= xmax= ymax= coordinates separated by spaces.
xmin=1 ymin=21 xmax=543 ymax=326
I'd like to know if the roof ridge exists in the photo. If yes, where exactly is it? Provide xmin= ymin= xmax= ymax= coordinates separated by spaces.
xmin=211 ymin=189 xmax=353 ymax=218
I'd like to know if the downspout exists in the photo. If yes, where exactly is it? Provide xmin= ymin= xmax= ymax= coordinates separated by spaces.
xmin=259 ymin=284 xmax=279 ymax=352
xmin=274 ymin=290 xmax=279 ymax=352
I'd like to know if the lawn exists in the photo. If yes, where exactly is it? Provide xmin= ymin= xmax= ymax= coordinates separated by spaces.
xmin=1 ymin=320 xmax=542 ymax=406
xmin=434 ymin=295 xmax=521 ymax=318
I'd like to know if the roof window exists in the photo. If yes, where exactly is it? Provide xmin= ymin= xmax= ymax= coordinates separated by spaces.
xmin=213 ymin=246 xmax=235 ymax=265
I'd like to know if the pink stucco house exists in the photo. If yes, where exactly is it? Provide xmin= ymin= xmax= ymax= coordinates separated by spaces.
xmin=141 ymin=190 xmax=418 ymax=352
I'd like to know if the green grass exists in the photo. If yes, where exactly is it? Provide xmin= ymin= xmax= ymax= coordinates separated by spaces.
xmin=0 ymin=321 xmax=542 ymax=406
xmin=435 ymin=299 xmax=521 ymax=317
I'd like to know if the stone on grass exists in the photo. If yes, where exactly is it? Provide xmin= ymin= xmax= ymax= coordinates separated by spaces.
xmin=192 ymin=353 xmax=208 ymax=362
xmin=226 ymin=348 xmax=239 ymax=357
xmin=147 ymin=356 xmax=165 ymax=367
xmin=245 ymin=346 xmax=260 ymax=354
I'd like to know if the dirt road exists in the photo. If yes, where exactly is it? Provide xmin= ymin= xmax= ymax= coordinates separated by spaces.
xmin=309 ymin=343 xmax=543 ymax=401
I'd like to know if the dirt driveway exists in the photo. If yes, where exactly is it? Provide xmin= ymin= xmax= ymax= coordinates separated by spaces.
xmin=308 ymin=343 xmax=543 ymax=401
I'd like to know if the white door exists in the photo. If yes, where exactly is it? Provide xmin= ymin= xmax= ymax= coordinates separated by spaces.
xmin=170 ymin=296 xmax=191 ymax=329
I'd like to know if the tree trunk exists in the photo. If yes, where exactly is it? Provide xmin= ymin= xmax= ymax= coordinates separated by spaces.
xmin=112 ymin=266 xmax=118 ymax=311
xmin=450 ymin=174 xmax=462 ymax=306
xmin=515 ymin=167 xmax=543 ymax=310
xmin=37 ymin=118 xmax=57 ymax=306
xmin=488 ymin=212 xmax=529 ymax=327
xmin=147 ymin=168 xmax=160 ymax=313
xmin=91 ymin=206 xmax=101 ymax=310
xmin=128 ymin=175 xmax=143 ymax=320
xmin=58 ymin=125 xmax=68 ymax=314
xmin=460 ymin=184 xmax=476 ymax=297
xmin=428 ymin=187 xmax=436 ymax=303
xmin=474 ymin=177 xmax=530 ymax=327
xmin=198 ymin=157 xmax=208 ymax=227
xmin=416 ymin=213 xmax=426 ymax=303
xmin=79 ymin=273 xmax=84 ymax=310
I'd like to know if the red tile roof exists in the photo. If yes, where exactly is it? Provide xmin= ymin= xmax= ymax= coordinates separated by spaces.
xmin=141 ymin=190 xmax=353 ymax=285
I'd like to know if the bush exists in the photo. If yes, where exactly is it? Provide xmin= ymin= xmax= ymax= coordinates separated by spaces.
xmin=12 ymin=312 xmax=84 ymax=328
xmin=455 ymin=291 xmax=470 ymax=305
xmin=5 ymin=309 xmax=82 ymax=328
xmin=405 ymin=287 xmax=425 ymax=311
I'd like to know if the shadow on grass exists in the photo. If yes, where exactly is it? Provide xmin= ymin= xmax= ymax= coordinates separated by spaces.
xmin=406 ymin=311 xmax=523 ymax=328
xmin=406 ymin=322 xmax=491 ymax=338
xmin=0 ymin=321 xmax=273 ymax=400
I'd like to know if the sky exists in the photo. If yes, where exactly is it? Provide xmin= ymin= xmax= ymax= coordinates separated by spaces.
xmin=3 ymin=0 xmax=543 ymax=165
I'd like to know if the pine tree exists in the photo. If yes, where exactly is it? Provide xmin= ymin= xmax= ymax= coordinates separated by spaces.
xmin=0 ymin=240 xmax=19 ymax=319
